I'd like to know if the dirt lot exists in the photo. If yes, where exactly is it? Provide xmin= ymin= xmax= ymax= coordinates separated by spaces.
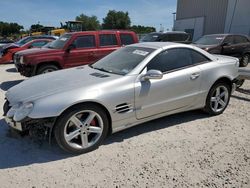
xmin=0 ymin=64 xmax=249 ymax=188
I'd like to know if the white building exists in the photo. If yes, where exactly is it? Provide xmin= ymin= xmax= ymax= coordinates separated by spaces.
xmin=174 ymin=0 xmax=250 ymax=41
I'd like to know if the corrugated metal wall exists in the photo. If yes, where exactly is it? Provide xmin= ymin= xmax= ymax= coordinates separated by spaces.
xmin=176 ymin=0 xmax=229 ymax=35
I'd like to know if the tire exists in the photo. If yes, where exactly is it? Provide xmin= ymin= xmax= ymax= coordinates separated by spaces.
xmin=204 ymin=82 xmax=231 ymax=115
xmin=37 ymin=64 xmax=59 ymax=75
xmin=235 ymin=79 xmax=245 ymax=88
xmin=54 ymin=104 xmax=109 ymax=154
xmin=240 ymin=54 xmax=250 ymax=67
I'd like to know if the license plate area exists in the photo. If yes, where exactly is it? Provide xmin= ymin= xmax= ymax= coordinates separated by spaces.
xmin=4 ymin=117 xmax=23 ymax=131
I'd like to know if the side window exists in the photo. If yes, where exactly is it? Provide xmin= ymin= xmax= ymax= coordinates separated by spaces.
xmin=120 ymin=34 xmax=134 ymax=45
xmin=161 ymin=34 xmax=189 ymax=42
xmin=166 ymin=34 xmax=177 ymax=42
xmin=73 ymin=35 xmax=96 ymax=48
xmin=159 ymin=34 xmax=169 ymax=42
xmin=190 ymin=50 xmax=210 ymax=64
xmin=234 ymin=36 xmax=248 ymax=44
xmin=99 ymin=34 xmax=118 ymax=46
xmin=30 ymin=41 xmax=47 ymax=47
xmin=178 ymin=34 xmax=189 ymax=41
xmin=147 ymin=48 xmax=193 ymax=72
xmin=223 ymin=36 xmax=234 ymax=45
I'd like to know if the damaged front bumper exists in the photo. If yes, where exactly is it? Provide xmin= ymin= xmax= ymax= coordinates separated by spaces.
xmin=3 ymin=100 xmax=56 ymax=140
xmin=4 ymin=116 xmax=23 ymax=131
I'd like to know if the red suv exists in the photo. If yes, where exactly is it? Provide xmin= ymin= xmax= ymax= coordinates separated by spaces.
xmin=14 ymin=30 xmax=138 ymax=77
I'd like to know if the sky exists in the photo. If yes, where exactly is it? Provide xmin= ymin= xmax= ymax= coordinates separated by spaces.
xmin=0 ymin=0 xmax=177 ymax=31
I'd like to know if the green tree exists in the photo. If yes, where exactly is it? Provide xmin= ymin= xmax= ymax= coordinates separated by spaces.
xmin=102 ymin=10 xmax=131 ymax=29
xmin=75 ymin=14 xmax=100 ymax=30
xmin=130 ymin=25 xmax=156 ymax=34
xmin=0 ymin=21 xmax=23 ymax=36
xmin=30 ymin=24 xmax=44 ymax=32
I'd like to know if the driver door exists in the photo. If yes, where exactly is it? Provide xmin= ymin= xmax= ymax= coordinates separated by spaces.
xmin=135 ymin=48 xmax=203 ymax=119
xmin=64 ymin=35 xmax=97 ymax=68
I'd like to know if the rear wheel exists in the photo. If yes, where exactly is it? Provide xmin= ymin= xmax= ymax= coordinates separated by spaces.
xmin=54 ymin=104 xmax=109 ymax=154
xmin=37 ymin=64 xmax=59 ymax=75
xmin=240 ymin=54 xmax=250 ymax=67
xmin=204 ymin=82 xmax=231 ymax=115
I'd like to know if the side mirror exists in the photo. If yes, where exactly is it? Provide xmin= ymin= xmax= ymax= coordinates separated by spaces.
xmin=141 ymin=70 xmax=163 ymax=81
xmin=66 ymin=44 xmax=76 ymax=52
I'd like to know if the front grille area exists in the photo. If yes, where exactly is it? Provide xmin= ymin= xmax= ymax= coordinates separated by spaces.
xmin=14 ymin=54 xmax=20 ymax=64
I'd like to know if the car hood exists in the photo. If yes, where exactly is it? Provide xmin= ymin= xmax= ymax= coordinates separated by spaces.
xmin=192 ymin=44 xmax=218 ymax=49
xmin=16 ymin=47 xmax=60 ymax=56
xmin=6 ymin=65 xmax=121 ymax=105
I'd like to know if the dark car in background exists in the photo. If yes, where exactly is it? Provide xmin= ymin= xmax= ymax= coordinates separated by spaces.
xmin=140 ymin=31 xmax=192 ymax=44
xmin=193 ymin=34 xmax=250 ymax=67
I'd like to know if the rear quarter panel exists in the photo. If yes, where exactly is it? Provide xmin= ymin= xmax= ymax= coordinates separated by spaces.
xmin=198 ymin=56 xmax=239 ymax=106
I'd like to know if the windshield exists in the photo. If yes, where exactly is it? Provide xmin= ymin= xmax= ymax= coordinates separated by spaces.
xmin=47 ymin=34 xmax=72 ymax=49
xmin=140 ymin=33 xmax=162 ymax=42
xmin=91 ymin=46 xmax=155 ymax=75
xmin=194 ymin=35 xmax=225 ymax=45
xmin=42 ymin=41 xmax=52 ymax=48
xmin=15 ymin=37 xmax=34 ymax=46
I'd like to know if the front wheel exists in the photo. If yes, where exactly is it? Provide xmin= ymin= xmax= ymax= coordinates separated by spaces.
xmin=37 ymin=64 xmax=59 ymax=75
xmin=235 ymin=79 xmax=245 ymax=88
xmin=54 ymin=104 xmax=109 ymax=154
xmin=240 ymin=54 xmax=250 ymax=67
xmin=204 ymin=82 xmax=231 ymax=115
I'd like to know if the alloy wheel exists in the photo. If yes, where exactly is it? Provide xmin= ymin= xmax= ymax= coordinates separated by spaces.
xmin=210 ymin=86 xmax=229 ymax=113
xmin=64 ymin=110 xmax=104 ymax=150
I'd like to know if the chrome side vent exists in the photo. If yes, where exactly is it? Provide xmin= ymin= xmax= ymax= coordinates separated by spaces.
xmin=90 ymin=72 xmax=109 ymax=78
xmin=115 ymin=103 xmax=132 ymax=113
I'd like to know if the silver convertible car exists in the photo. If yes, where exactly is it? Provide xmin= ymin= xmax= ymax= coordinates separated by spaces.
xmin=3 ymin=42 xmax=239 ymax=154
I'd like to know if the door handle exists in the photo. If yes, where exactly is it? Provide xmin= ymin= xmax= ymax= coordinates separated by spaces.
xmin=190 ymin=73 xmax=200 ymax=80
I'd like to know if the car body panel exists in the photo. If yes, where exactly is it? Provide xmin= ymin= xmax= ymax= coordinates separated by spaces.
xmin=14 ymin=31 xmax=138 ymax=77
xmin=135 ymin=65 xmax=202 ymax=119
xmin=193 ymin=34 xmax=250 ymax=60
xmin=0 ymin=39 xmax=53 ymax=64
xmin=4 ymin=42 xmax=239 ymax=134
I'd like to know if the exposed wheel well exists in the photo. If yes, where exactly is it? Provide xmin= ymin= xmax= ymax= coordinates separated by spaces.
xmin=212 ymin=77 xmax=232 ymax=92
xmin=53 ymin=102 xmax=113 ymax=136
xmin=36 ymin=61 xmax=62 ymax=74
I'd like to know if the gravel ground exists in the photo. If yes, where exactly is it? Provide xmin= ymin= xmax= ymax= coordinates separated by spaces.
xmin=0 ymin=64 xmax=249 ymax=188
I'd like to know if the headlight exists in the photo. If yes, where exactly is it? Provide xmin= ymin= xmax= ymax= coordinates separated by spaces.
xmin=6 ymin=103 xmax=21 ymax=118
xmin=7 ymin=102 xmax=34 ymax=122
xmin=14 ymin=102 xmax=33 ymax=122
xmin=20 ymin=56 xmax=24 ymax=64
